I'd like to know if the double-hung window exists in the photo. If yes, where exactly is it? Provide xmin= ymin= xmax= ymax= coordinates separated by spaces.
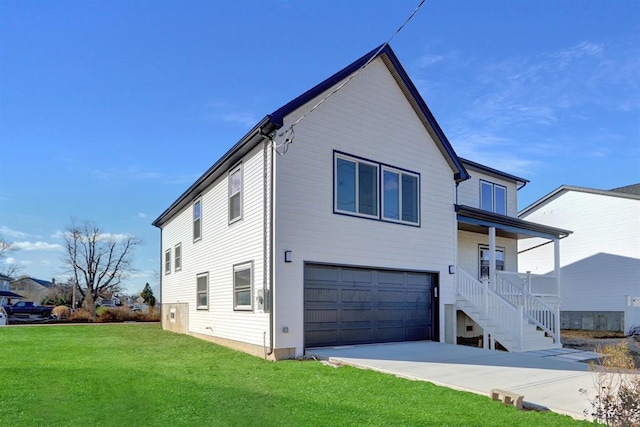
xmin=193 ymin=198 xmax=202 ymax=241
xmin=229 ymin=165 xmax=243 ymax=223
xmin=174 ymin=243 xmax=182 ymax=271
xmin=196 ymin=272 xmax=208 ymax=310
xmin=382 ymin=167 xmax=419 ymax=225
xmin=334 ymin=152 xmax=420 ymax=226
xmin=233 ymin=262 xmax=253 ymax=311
xmin=480 ymin=180 xmax=507 ymax=215
xmin=164 ymin=249 xmax=171 ymax=275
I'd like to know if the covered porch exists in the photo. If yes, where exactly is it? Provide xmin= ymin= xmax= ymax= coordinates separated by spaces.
xmin=454 ymin=204 xmax=572 ymax=351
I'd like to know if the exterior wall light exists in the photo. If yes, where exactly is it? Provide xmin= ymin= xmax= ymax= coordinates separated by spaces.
xmin=284 ymin=250 xmax=292 ymax=263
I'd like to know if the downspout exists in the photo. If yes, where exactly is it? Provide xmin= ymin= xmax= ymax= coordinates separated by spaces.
xmin=261 ymin=131 xmax=275 ymax=357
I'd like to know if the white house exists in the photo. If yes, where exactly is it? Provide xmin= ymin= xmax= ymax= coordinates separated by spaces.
xmin=519 ymin=184 xmax=640 ymax=333
xmin=153 ymin=45 xmax=569 ymax=359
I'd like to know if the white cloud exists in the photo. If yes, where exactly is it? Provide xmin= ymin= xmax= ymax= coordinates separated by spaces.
xmin=0 ymin=226 xmax=30 ymax=239
xmin=137 ymin=212 xmax=148 ymax=219
xmin=13 ymin=241 xmax=64 ymax=252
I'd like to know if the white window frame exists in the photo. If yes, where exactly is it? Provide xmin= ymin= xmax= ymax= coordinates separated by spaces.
xmin=174 ymin=243 xmax=182 ymax=272
xmin=193 ymin=198 xmax=202 ymax=241
xmin=196 ymin=272 xmax=209 ymax=310
xmin=382 ymin=166 xmax=420 ymax=225
xmin=334 ymin=153 xmax=379 ymax=219
xmin=164 ymin=249 xmax=171 ymax=275
xmin=480 ymin=180 xmax=507 ymax=215
xmin=228 ymin=164 xmax=243 ymax=224
xmin=233 ymin=262 xmax=253 ymax=311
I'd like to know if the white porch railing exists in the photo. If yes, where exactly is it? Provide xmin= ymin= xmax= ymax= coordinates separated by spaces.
xmin=458 ymin=268 xmax=523 ymax=349
xmin=496 ymin=271 xmax=559 ymax=296
xmin=496 ymin=271 xmax=561 ymax=345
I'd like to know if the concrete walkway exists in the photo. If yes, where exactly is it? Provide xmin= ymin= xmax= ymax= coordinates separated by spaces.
xmin=306 ymin=341 xmax=618 ymax=420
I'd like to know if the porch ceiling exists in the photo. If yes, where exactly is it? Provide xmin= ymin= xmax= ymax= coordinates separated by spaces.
xmin=455 ymin=205 xmax=572 ymax=240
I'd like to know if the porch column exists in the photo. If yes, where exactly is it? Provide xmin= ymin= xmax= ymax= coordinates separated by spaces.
xmin=554 ymin=238 xmax=561 ymax=296
xmin=489 ymin=227 xmax=496 ymax=289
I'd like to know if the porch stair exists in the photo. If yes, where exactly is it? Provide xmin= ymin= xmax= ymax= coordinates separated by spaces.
xmin=456 ymin=268 xmax=561 ymax=352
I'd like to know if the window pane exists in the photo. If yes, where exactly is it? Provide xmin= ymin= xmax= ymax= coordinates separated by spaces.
xmin=495 ymin=186 xmax=506 ymax=215
xmin=198 ymin=293 xmax=208 ymax=307
xmin=230 ymin=169 xmax=241 ymax=194
xmin=193 ymin=218 xmax=201 ymax=240
xmin=480 ymin=182 xmax=493 ymax=212
xmin=336 ymin=158 xmax=356 ymax=212
xmin=401 ymin=174 xmax=418 ymax=223
xmin=383 ymin=170 xmax=399 ymax=220
xmin=229 ymin=193 xmax=241 ymax=221
xmin=235 ymin=290 xmax=251 ymax=306
xmin=194 ymin=200 xmax=201 ymax=219
xmin=235 ymin=267 xmax=250 ymax=288
xmin=358 ymin=163 xmax=377 ymax=216
xmin=197 ymin=276 xmax=207 ymax=292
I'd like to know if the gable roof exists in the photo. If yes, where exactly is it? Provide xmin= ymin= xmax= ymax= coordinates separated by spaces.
xmin=153 ymin=44 xmax=469 ymax=228
xmin=519 ymin=184 xmax=640 ymax=217
xmin=12 ymin=277 xmax=54 ymax=288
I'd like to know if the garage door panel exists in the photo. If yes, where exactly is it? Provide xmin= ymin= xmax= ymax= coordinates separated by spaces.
xmin=305 ymin=288 xmax=339 ymax=303
xmin=305 ymin=264 xmax=438 ymax=348
xmin=305 ymin=309 xmax=338 ymax=323
xmin=342 ymin=289 xmax=373 ymax=303
xmin=342 ymin=309 xmax=372 ymax=322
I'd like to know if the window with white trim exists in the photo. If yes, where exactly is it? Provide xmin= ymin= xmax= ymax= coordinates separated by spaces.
xmin=196 ymin=272 xmax=208 ymax=310
xmin=174 ymin=243 xmax=182 ymax=271
xmin=334 ymin=152 xmax=420 ymax=225
xmin=229 ymin=165 xmax=243 ymax=223
xmin=233 ymin=262 xmax=252 ymax=311
xmin=479 ymin=245 xmax=505 ymax=279
xmin=164 ymin=249 xmax=171 ymax=275
xmin=193 ymin=198 xmax=202 ymax=241
xmin=480 ymin=180 xmax=506 ymax=215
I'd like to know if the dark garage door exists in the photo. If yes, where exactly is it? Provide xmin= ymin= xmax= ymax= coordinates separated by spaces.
xmin=304 ymin=264 xmax=437 ymax=348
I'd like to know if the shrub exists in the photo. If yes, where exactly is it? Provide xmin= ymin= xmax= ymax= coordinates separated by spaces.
xmin=582 ymin=341 xmax=640 ymax=426
xmin=52 ymin=306 xmax=71 ymax=319
xmin=67 ymin=309 xmax=94 ymax=322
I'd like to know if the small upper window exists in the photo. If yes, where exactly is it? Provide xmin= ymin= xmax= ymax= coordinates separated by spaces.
xmin=164 ymin=249 xmax=171 ymax=275
xmin=193 ymin=198 xmax=202 ymax=241
xmin=480 ymin=180 xmax=506 ymax=215
xmin=174 ymin=243 xmax=182 ymax=271
xmin=229 ymin=165 xmax=243 ymax=223
xmin=196 ymin=272 xmax=209 ymax=310
xmin=233 ymin=262 xmax=253 ymax=311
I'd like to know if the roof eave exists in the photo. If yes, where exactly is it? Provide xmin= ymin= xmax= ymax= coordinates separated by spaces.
xmin=152 ymin=116 xmax=276 ymax=228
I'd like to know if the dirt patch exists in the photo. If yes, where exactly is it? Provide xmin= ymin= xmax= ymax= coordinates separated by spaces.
xmin=562 ymin=329 xmax=640 ymax=370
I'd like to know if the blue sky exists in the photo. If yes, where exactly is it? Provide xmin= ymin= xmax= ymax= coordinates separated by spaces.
xmin=1 ymin=1 xmax=638 ymax=293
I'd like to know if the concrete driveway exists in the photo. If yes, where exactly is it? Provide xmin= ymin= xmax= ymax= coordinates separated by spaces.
xmin=306 ymin=341 xmax=611 ymax=420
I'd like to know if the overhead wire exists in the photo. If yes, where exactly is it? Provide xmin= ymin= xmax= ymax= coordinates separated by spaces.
xmin=274 ymin=0 xmax=427 ymax=155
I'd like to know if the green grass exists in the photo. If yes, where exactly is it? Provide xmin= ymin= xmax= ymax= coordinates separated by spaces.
xmin=0 ymin=324 xmax=587 ymax=426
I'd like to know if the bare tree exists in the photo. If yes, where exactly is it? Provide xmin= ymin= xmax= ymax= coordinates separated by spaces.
xmin=0 ymin=235 xmax=19 ymax=277
xmin=63 ymin=220 xmax=142 ymax=311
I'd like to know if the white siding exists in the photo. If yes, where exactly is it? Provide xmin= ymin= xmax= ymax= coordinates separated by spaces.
xmin=457 ymin=167 xmax=519 ymax=217
xmin=519 ymin=190 xmax=640 ymax=312
xmin=272 ymin=59 xmax=457 ymax=355
xmin=161 ymin=143 xmax=270 ymax=345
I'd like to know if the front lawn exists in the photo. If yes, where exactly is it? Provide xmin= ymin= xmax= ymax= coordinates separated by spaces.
xmin=0 ymin=324 xmax=586 ymax=426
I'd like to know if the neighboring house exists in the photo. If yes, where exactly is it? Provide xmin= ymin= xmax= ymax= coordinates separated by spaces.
xmin=153 ymin=44 xmax=569 ymax=360
xmin=11 ymin=276 xmax=55 ymax=304
xmin=0 ymin=274 xmax=22 ymax=306
xmin=519 ymin=184 xmax=640 ymax=333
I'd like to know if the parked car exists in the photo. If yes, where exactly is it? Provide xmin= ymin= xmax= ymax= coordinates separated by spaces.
xmin=3 ymin=301 xmax=53 ymax=317
xmin=130 ymin=305 xmax=141 ymax=312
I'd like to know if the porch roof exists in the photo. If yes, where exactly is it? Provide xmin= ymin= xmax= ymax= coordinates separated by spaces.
xmin=455 ymin=205 xmax=572 ymax=240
